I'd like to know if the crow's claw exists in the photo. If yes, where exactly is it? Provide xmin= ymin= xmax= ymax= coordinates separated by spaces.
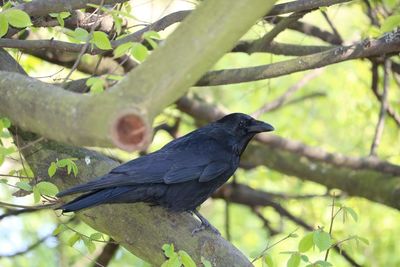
xmin=190 ymin=209 xmax=221 ymax=236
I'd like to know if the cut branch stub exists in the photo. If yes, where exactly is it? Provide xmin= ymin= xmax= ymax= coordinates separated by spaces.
xmin=111 ymin=111 xmax=152 ymax=151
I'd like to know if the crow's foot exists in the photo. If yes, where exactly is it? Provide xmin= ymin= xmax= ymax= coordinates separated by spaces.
xmin=190 ymin=209 xmax=220 ymax=236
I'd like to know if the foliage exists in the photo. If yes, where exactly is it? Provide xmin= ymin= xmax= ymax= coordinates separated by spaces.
xmin=0 ymin=0 xmax=399 ymax=267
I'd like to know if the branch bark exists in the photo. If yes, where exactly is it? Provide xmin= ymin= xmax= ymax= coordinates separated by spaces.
xmin=14 ymin=130 xmax=252 ymax=266
xmin=197 ymin=30 xmax=400 ymax=86
xmin=16 ymin=0 xmax=128 ymax=17
xmin=0 ymin=0 xmax=278 ymax=151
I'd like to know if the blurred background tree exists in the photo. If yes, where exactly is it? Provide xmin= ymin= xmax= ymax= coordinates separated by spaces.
xmin=0 ymin=0 xmax=399 ymax=266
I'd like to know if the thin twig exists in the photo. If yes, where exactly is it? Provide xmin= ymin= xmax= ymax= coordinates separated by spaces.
xmin=225 ymin=200 xmax=231 ymax=241
xmin=252 ymin=68 xmax=324 ymax=117
xmin=62 ymin=0 xmax=105 ymax=86
xmin=251 ymin=228 xmax=299 ymax=264
xmin=324 ymin=193 xmax=336 ymax=261
xmin=320 ymin=11 xmax=342 ymax=43
xmin=370 ymin=58 xmax=391 ymax=156
xmin=0 ymin=234 xmax=52 ymax=258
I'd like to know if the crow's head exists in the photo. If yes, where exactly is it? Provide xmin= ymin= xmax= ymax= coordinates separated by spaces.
xmin=216 ymin=113 xmax=274 ymax=155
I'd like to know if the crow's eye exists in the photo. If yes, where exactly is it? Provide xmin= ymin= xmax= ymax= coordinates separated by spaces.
xmin=238 ymin=120 xmax=246 ymax=128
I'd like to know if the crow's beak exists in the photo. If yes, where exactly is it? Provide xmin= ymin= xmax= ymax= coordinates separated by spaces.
xmin=248 ymin=120 xmax=274 ymax=133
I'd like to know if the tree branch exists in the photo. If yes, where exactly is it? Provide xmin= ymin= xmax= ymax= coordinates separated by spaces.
xmin=176 ymin=96 xmax=400 ymax=210
xmin=232 ymin=41 xmax=333 ymax=56
xmin=93 ymin=240 xmax=119 ymax=267
xmin=370 ymin=59 xmax=390 ymax=156
xmin=213 ymin=183 xmax=361 ymax=267
xmin=197 ymin=30 xmax=400 ymax=86
xmin=16 ymin=0 xmax=128 ymax=17
xmin=0 ymin=0 xmax=278 ymax=151
xmin=13 ymin=129 xmax=252 ymax=266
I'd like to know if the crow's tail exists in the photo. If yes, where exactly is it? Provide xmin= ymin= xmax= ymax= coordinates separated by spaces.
xmin=59 ymin=187 xmax=134 ymax=212
xmin=57 ymin=186 xmax=161 ymax=213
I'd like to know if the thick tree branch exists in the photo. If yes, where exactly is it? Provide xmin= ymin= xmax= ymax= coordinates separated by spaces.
xmin=13 ymin=130 xmax=252 ymax=266
xmin=232 ymin=41 xmax=333 ymax=56
xmin=93 ymin=240 xmax=119 ymax=267
xmin=176 ymin=96 xmax=400 ymax=210
xmin=197 ymin=30 xmax=400 ymax=86
xmin=0 ymin=0 xmax=278 ymax=151
xmin=16 ymin=0 xmax=128 ymax=17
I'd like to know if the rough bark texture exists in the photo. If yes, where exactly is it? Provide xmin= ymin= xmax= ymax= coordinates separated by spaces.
xmin=0 ymin=0 xmax=278 ymax=151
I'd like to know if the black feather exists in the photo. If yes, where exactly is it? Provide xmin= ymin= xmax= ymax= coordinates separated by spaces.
xmin=57 ymin=113 xmax=274 ymax=213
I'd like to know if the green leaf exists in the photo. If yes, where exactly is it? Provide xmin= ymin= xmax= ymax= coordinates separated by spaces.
xmin=1 ymin=118 xmax=11 ymax=128
xmin=92 ymin=31 xmax=112 ymax=50
xmin=178 ymin=250 xmax=196 ymax=267
xmin=167 ymin=254 xmax=181 ymax=267
xmin=287 ymin=253 xmax=301 ymax=267
xmin=319 ymin=7 xmax=328 ymax=12
xmin=314 ymin=260 xmax=333 ymax=267
xmin=16 ymin=181 xmax=32 ymax=191
xmin=201 ymin=257 xmax=212 ymax=267
xmin=86 ymin=77 xmax=105 ymax=94
xmin=72 ymin=28 xmax=89 ymax=42
xmin=90 ymin=232 xmax=104 ymax=241
xmin=162 ymin=243 xmax=175 ymax=258
xmin=113 ymin=42 xmax=134 ymax=58
xmin=143 ymin=30 xmax=160 ymax=49
xmin=356 ymin=236 xmax=370 ymax=245
xmin=298 ymin=232 xmax=314 ymax=252
xmin=301 ymin=254 xmax=309 ymax=263
xmin=264 ymin=254 xmax=274 ymax=267
xmin=82 ymin=237 xmax=96 ymax=253
xmin=381 ymin=15 xmax=400 ymax=32
xmin=3 ymin=9 xmax=32 ymax=28
xmin=68 ymin=233 xmax=81 ymax=247
xmin=131 ymin=43 xmax=148 ymax=62
xmin=344 ymin=207 xmax=358 ymax=222
xmin=313 ymin=230 xmax=332 ymax=252
xmin=48 ymin=162 xmax=57 ymax=177
xmin=33 ymin=186 xmax=41 ymax=203
xmin=0 ymin=14 xmax=8 ymax=38
xmin=52 ymin=224 xmax=66 ymax=235
xmin=0 ymin=178 xmax=7 ymax=183
xmin=107 ymin=74 xmax=123 ymax=81
xmin=36 ymin=181 xmax=59 ymax=196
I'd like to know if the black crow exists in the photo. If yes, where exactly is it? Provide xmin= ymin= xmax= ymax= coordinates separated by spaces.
xmin=57 ymin=113 xmax=274 ymax=234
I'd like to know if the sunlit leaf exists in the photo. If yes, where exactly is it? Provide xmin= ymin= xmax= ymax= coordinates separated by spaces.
xmin=264 ymin=254 xmax=274 ymax=267
xmin=68 ymin=233 xmax=81 ymax=247
xmin=298 ymin=232 xmax=314 ymax=252
xmin=3 ymin=9 xmax=32 ymax=28
xmin=48 ymin=162 xmax=57 ymax=177
xmin=113 ymin=42 xmax=134 ymax=58
xmin=36 ymin=181 xmax=59 ymax=196
xmin=16 ymin=181 xmax=32 ymax=191
xmin=52 ymin=224 xmax=66 ymax=235
xmin=178 ymin=250 xmax=196 ymax=267
xmin=92 ymin=31 xmax=112 ymax=50
xmin=0 ymin=14 xmax=8 ymax=37
xmin=313 ymin=230 xmax=332 ymax=252
xmin=131 ymin=43 xmax=148 ymax=62
xmin=381 ymin=15 xmax=400 ymax=32
xmin=287 ymin=253 xmax=300 ymax=267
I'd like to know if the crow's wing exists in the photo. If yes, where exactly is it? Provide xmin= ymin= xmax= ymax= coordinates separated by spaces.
xmin=57 ymin=131 xmax=233 ymax=197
